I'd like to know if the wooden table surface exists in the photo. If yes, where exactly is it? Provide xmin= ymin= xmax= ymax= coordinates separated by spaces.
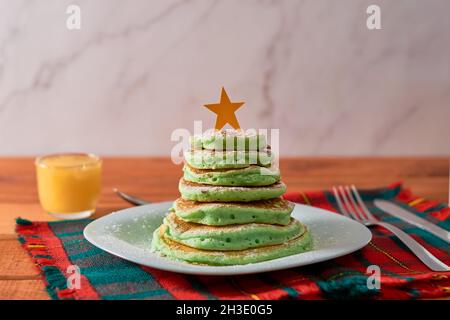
xmin=0 ymin=157 xmax=449 ymax=300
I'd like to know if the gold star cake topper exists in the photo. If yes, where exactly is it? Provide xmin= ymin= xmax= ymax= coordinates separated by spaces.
xmin=204 ymin=87 xmax=245 ymax=130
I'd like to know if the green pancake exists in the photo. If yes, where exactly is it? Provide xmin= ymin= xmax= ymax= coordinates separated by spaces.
xmin=179 ymin=179 xmax=286 ymax=202
xmin=173 ymin=197 xmax=293 ymax=226
xmin=163 ymin=212 xmax=304 ymax=251
xmin=183 ymin=164 xmax=280 ymax=187
xmin=151 ymin=224 xmax=313 ymax=266
xmin=184 ymin=149 xmax=273 ymax=169
xmin=190 ymin=130 xmax=266 ymax=151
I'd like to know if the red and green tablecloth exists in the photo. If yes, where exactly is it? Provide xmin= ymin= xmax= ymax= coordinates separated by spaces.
xmin=16 ymin=182 xmax=450 ymax=300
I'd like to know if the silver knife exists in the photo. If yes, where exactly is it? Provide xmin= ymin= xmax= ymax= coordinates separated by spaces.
xmin=374 ymin=199 xmax=450 ymax=244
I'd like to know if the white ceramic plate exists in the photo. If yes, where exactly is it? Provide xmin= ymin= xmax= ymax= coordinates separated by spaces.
xmin=84 ymin=202 xmax=372 ymax=275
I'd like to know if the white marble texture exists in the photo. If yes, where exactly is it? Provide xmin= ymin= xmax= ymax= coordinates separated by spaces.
xmin=0 ymin=0 xmax=449 ymax=156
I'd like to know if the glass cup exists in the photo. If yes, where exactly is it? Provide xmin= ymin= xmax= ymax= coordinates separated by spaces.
xmin=35 ymin=153 xmax=102 ymax=219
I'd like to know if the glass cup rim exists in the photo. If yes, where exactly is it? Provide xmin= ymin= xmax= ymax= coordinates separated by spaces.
xmin=35 ymin=153 xmax=102 ymax=169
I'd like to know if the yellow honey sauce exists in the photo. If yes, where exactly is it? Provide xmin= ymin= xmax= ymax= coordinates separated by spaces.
xmin=35 ymin=153 xmax=102 ymax=219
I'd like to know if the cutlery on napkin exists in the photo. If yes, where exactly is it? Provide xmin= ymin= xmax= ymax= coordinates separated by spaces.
xmin=113 ymin=188 xmax=150 ymax=206
xmin=374 ymin=199 xmax=450 ymax=244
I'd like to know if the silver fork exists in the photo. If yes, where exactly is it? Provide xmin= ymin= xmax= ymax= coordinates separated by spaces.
xmin=113 ymin=188 xmax=150 ymax=206
xmin=333 ymin=185 xmax=450 ymax=272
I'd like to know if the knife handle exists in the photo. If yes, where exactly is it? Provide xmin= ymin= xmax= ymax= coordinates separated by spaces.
xmin=376 ymin=222 xmax=450 ymax=272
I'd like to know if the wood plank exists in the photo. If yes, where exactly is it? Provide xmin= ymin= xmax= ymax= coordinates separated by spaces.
xmin=0 ymin=280 xmax=49 ymax=300
xmin=0 ymin=157 xmax=448 ymax=300
xmin=0 ymin=239 xmax=41 ymax=278
xmin=0 ymin=157 xmax=448 ymax=234
xmin=1 ymin=157 xmax=448 ymax=233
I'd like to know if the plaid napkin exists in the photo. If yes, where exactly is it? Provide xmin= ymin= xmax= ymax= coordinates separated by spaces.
xmin=16 ymin=182 xmax=450 ymax=300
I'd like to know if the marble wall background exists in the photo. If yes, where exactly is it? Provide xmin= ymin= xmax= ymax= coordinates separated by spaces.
xmin=0 ymin=0 xmax=449 ymax=156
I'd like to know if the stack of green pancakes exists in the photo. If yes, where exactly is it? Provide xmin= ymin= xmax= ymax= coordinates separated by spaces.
xmin=151 ymin=130 xmax=312 ymax=265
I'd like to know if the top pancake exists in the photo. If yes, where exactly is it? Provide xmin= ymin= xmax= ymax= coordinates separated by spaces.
xmin=190 ymin=129 xmax=267 ymax=151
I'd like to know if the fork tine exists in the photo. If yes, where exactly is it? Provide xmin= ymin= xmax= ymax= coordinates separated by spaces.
xmin=338 ymin=186 xmax=361 ymax=221
xmin=351 ymin=185 xmax=376 ymax=220
xmin=344 ymin=186 xmax=368 ymax=221
xmin=339 ymin=186 xmax=362 ymax=221
xmin=332 ymin=186 xmax=351 ymax=218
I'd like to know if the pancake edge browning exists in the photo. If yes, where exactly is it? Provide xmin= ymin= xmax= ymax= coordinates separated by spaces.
xmin=173 ymin=197 xmax=293 ymax=226
xmin=163 ymin=212 xmax=304 ymax=251
xmin=178 ymin=178 xmax=286 ymax=202
xmin=151 ymin=224 xmax=312 ymax=266
xmin=184 ymin=148 xmax=273 ymax=169
xmin=183 ymin=164 xmax=280 ymax=187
